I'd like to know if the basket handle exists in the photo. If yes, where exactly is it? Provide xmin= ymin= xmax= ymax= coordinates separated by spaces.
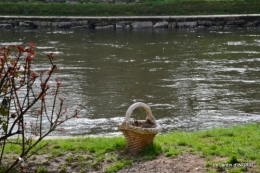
xmin=125 ymin=102 xmax=156 ymax=125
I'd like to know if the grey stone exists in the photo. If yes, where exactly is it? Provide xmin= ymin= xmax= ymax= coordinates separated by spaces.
xmin=116 ymin=23 xmax=123 ymax=29
xmin=245 ymin=22 xmax=255 ymax=27
xmin=168 ymin=22 xmax=177 ymax=28
xmin=19 ymin=22 xmax=29 ymax=27
xmin=235 ymin=20 xmax=245 ymax=25
xmin=52 ymin=22 xmax=77 ymax=28
xmin=224 ymin=25 xmax=236 ymax=29
xmin=66 ymin=0 xmax=80 ymax=3
xmin=95 ymin=21 xmax=112 ymax=26
xmin=177 ymin=21 xmax=197 ymax=28
xmin=253 ymin=20 xmax=260 ymax=25
xmin=33 ymin=21 xmax=51 ymax=27
xmin=198 ymin=20 xmax=213 ymax=27
xmin=227 ymin=20 xmax=245 ymax=26
xmin=71 ymin=25 xmax=89 ymax=29
xmin=153 ymin=21 xmax=169 ymax=28
xmin=95 ymin=25 xmax=114 ymax=29
xmin=209 ymin=26 xmax=222 ymax=30
xmin=0 ymin=20 xmax=13 ymax=24
xmin=78 ymin=20 xmax=89 ymax=25
xmin=0 ymin=24 xmax=13 ymax=29
xmin=226 ymin=21 xmax=235 ymax=25
xmin=212 ymin=21 xmax=225 ymax=26
xmin=132 ymin=21 xmax=153 ymax=28
xmin=52 ymin=22 xmax=60 ymax=27
xmin=197 ymin=25 xmax=206 ymax=29
xmin=116 ymin=21 xmax=131 ymax=29
xmin=245 ymin=21 xmax=260 ymax=27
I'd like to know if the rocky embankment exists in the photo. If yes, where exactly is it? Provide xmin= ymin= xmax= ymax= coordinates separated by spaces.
xmin=0 ymin=15 xmax=260 ymax=30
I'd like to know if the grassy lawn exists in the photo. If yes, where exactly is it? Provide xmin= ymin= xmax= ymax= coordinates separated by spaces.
xmin=1 ymin=123 xmax=259 ymax=172
xmin=0 ymin=0 xmax=260 ymax=16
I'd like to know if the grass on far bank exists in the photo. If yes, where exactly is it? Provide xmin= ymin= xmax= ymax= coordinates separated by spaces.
xmin=1 ymin=123 xmax=260 ymax=173
xmin=1 ymin=0 xmax=260 ymax=16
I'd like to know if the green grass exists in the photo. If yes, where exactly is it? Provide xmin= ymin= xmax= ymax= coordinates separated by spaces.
xmin=104 ymin=160 xmax=132 ymax=173
xmin=1 ymin=123 xmax=260 ymax=172
xmin=0 ymin=0 xmax=260 ymax=16
xmin=37 ymin=166 xmax=47 ymax=173
xmin=158 ymin=123 xmax=260 ymax=159
xmin=156 ymin=123 xmax=260 ymax=172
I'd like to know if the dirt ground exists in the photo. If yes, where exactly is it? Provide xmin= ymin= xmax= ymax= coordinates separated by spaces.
xmin=21 ymin=152 xmax=257 ymax=173
xmin=25 ymin=152 xmax=208 ymax=173
xmin=116 ymin=153 xmax=209 ymax=173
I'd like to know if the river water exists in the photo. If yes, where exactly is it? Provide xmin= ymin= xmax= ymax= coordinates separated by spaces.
xmin=1 ymin=28 xmax=260 ymax=136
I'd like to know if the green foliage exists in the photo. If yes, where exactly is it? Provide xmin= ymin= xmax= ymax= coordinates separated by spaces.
xmin=155 ymin=123 xmax=260 ymax=161
xmin=60 ymin=165 xmax=68 ymax=173
xmin=164 ymin=147 xmax=179 ymax=157
xmin=37 ymin=166 xmax=47 ymax=173
xmin=104 ymin=160 xmax=132 ymax=173
xmin=227 ymin=155 xmax=240 ymax=164
xmin=4 ymin=143 xmax=21 ymax=155
xmin=177 ymin=140 xmax=188 ymax=146
xmin=0 ymin=108 xmax=9 ymax=117
xmin=65 ymin=155 xmax=74 ymax=163
xmin=0 ymin=0 xmax=260 ymax=16
xmin=140 ymin=142 xmax=162 ymax=160
xmin=54 ymin=136 xmax=125 ymax=153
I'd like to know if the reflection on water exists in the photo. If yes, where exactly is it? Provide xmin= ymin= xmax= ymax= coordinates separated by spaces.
xmin=0 ymin=28 xmax=260 ymax=136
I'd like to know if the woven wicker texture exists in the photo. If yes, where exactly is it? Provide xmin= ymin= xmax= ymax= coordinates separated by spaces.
xmin=118 ymin=102 xmax=161 ymax=153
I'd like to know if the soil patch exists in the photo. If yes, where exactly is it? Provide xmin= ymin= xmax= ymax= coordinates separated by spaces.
xmin=117 ymin=152 xmax=208 ymax=173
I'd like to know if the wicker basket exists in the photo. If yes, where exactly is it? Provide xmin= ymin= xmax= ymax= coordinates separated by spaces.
xmin=118 ymin=102 xmax=161 ymax=153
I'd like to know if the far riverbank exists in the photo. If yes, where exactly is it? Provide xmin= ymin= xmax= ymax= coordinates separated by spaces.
xmin=1 ymin=14 xmax=260 ymax=29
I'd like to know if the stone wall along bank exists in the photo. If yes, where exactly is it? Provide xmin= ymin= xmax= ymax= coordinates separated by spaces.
xmin=0 ymin=15 xmax=260 ymax=30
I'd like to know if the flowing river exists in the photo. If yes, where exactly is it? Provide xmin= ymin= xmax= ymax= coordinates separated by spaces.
xmin=1 ymin=28 xmax=260 ymax=136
